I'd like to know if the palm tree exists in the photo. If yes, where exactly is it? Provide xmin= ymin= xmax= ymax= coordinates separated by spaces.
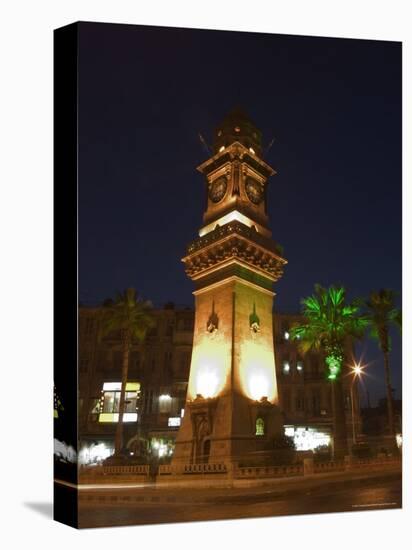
xmin=363 ymin=289 xmax=401 ymax=442
xmin=290 ymin=285 xmax=368 ymax=457
xmin=101 ymin=288 xmax=154 ymax=458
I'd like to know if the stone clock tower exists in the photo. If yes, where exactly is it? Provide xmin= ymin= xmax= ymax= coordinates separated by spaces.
xmin=173 ymin=108 xmax=287 ymax=466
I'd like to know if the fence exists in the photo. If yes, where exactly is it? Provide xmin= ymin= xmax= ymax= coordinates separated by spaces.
xmin=79 ymin=455 xmax=400 ymax=484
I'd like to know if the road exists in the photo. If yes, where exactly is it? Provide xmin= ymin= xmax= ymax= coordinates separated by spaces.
xmin=78 ymin=471 xmax=401 ymax=528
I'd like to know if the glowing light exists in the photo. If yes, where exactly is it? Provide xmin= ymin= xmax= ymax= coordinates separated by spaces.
xmin=199 ymin=210 xmax=257 ymax=236
xmin=283 ymin=361 xmax=290 ymax=374
xmin=126 ymin=382 xmax=140 ymax=391
xmin=180 ymin=408 xmax=185 ymax=418
xmin=352 ymin=363 xmax=364 ymax=377
xmin=168 ymin=417 xmax=181 ymax=427
xmin=197 ymin=370 xmax=219 ymax=398
xmin=285 ymin=426 xmax=331 ymax=451
xmin=326 ymin=353 xmax=343 ymax=380
xmin=187 ymin=333 xmax=229 ymax=400
xmin=98 ymin=412 xmax=137 ymax=423
xmin=151 ymin=438 xmax=174 ymax=457
xmin=240 ymin=339 xmax=278 ymax=403
xmin=103 ymin=382 xmax=121 ymax=391
xmin=123 ymin=413 xmax=138 ymax=422
xmin=54 ymin=439 xmax=77 ymax=463
xmin=249 ymin=374 xmax=270 ymax=401
xmin=79 ymin=442 xmax=112 ymax=465
xmin=219 ymin=145 xmax=225 ymax=152
xmin=159 ymin=394 xmax=171 ymax=400
xmin=249 ymin=147 xmax=255 ymax=154
xmin=102 ymin=381 xmax=140 ymax=391
xmin=297 ymin=361 xmax=303 ymax=372
xmin=396 ymin=433 xmax=402 ymax=448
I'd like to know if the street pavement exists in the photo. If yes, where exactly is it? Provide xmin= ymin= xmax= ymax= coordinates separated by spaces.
xmin=77 ymin=469 xmax=401 ymax=528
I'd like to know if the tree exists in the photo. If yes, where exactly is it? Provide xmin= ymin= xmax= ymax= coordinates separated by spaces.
xmin=363 ymin=289 xmax=401 ymax=441
xmin=290 ymin=285 xmax=368 ymax=457
xmin=101 ymin=288 xmax=154 ymax=458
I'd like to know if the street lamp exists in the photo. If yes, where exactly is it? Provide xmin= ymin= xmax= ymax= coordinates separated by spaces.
xmin=350 ymin=362 xmax=364 ymax=447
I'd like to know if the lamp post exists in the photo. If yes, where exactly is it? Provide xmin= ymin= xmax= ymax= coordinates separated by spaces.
xmin=350 ymin=363 xmax=364 ymax=448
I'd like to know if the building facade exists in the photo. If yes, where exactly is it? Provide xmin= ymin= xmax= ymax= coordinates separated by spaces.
xmin=78 ymin=305 xmax=360 ymax=463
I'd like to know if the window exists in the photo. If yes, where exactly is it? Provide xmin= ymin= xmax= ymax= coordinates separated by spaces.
xmin=98 ymin=381 xmax=140 ymax=423
xmin=255 ymin=417 xmax=265 ymax=436
xmin=282 ymin=361 xmax=291 ymax=374
xmin=151 ymin=438 xmax=175 ymax=458
xmin=159 ymin=393 xmax=172 ymax=413
xmin=168 ymin=417 xmax=181 ymax=427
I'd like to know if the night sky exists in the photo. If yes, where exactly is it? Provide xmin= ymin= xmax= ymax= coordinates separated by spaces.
xmin=78 ymin=22 xmax=402 ymax=404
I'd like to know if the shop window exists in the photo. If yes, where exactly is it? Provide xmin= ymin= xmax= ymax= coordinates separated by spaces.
xmin=98 ymin=381 xmax=139 ymax=422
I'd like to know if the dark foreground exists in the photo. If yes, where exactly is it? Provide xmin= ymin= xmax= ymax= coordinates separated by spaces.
xmin=78 ymin=470 xmax=401 ymax=528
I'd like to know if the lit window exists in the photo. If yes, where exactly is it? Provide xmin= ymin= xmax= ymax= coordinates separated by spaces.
xmin=98 ymin=381 xmax=140 ymax=422
xmin=256 ymin=417 xmax=265 ymax=436
xmin=159 ymin=394 xmax=172 ymax=413
xmin=284 ymin=426 xmax=331 ymax=451
xmin=168 ymin=417 xmax=181 ymax=427
xmin=181 ymin=408 xmax=185 ymax=418
xmin=151 ymin=438 xmax=175 ymax=457
xmin=282 ymin=361 xmax=290 ymax=374
xmin=284 ymin=426 xmax=294 ymax=437
xmin=234 ymin=126 xmax=241 ymax=133
xmin=103 ymin=382 xmax=121 ymax=391
xmin=297 ymin=361 xmax=303 ymax=373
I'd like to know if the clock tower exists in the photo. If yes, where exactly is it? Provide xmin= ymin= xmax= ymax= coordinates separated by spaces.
xmin=173 ymin=108 xmax=287 ymax=466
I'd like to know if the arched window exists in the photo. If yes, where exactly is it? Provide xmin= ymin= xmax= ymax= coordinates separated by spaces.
xmin=256 ymin=417 xmax=265 ymax=436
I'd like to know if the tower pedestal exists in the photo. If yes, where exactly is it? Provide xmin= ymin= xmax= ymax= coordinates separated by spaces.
xmin=173 ymin=276 xmax=284 ymax=466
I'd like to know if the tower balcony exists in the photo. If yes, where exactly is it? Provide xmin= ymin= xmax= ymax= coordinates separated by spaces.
xmin=183 ymin=220 xmax=286 ymax=284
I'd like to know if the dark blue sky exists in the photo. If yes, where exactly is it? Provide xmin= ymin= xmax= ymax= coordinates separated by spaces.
xmin=78 ymin=22 xmax=401 ymax=404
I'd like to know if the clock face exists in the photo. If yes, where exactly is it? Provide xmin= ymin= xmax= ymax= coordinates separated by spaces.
xmin=209 ymin=176 xmax=227 ymax=203
xmin=245 ymin=177 xmax=263 ymax=205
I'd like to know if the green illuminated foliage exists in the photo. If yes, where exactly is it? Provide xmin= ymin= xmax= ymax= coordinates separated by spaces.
xmin=290 ymin=284 xmax=368 ymax=380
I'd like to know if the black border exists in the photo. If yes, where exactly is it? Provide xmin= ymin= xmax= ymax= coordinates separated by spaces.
xmin=53 ymin=21 xmax=79 ymax=529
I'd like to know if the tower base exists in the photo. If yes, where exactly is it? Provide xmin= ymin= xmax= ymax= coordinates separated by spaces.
xmin=172 ymin=392 xmax=284 ymax=466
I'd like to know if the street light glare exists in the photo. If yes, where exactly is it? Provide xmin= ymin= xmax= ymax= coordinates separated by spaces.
xmin=352 ymin=363 xmax=364 ymax=377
